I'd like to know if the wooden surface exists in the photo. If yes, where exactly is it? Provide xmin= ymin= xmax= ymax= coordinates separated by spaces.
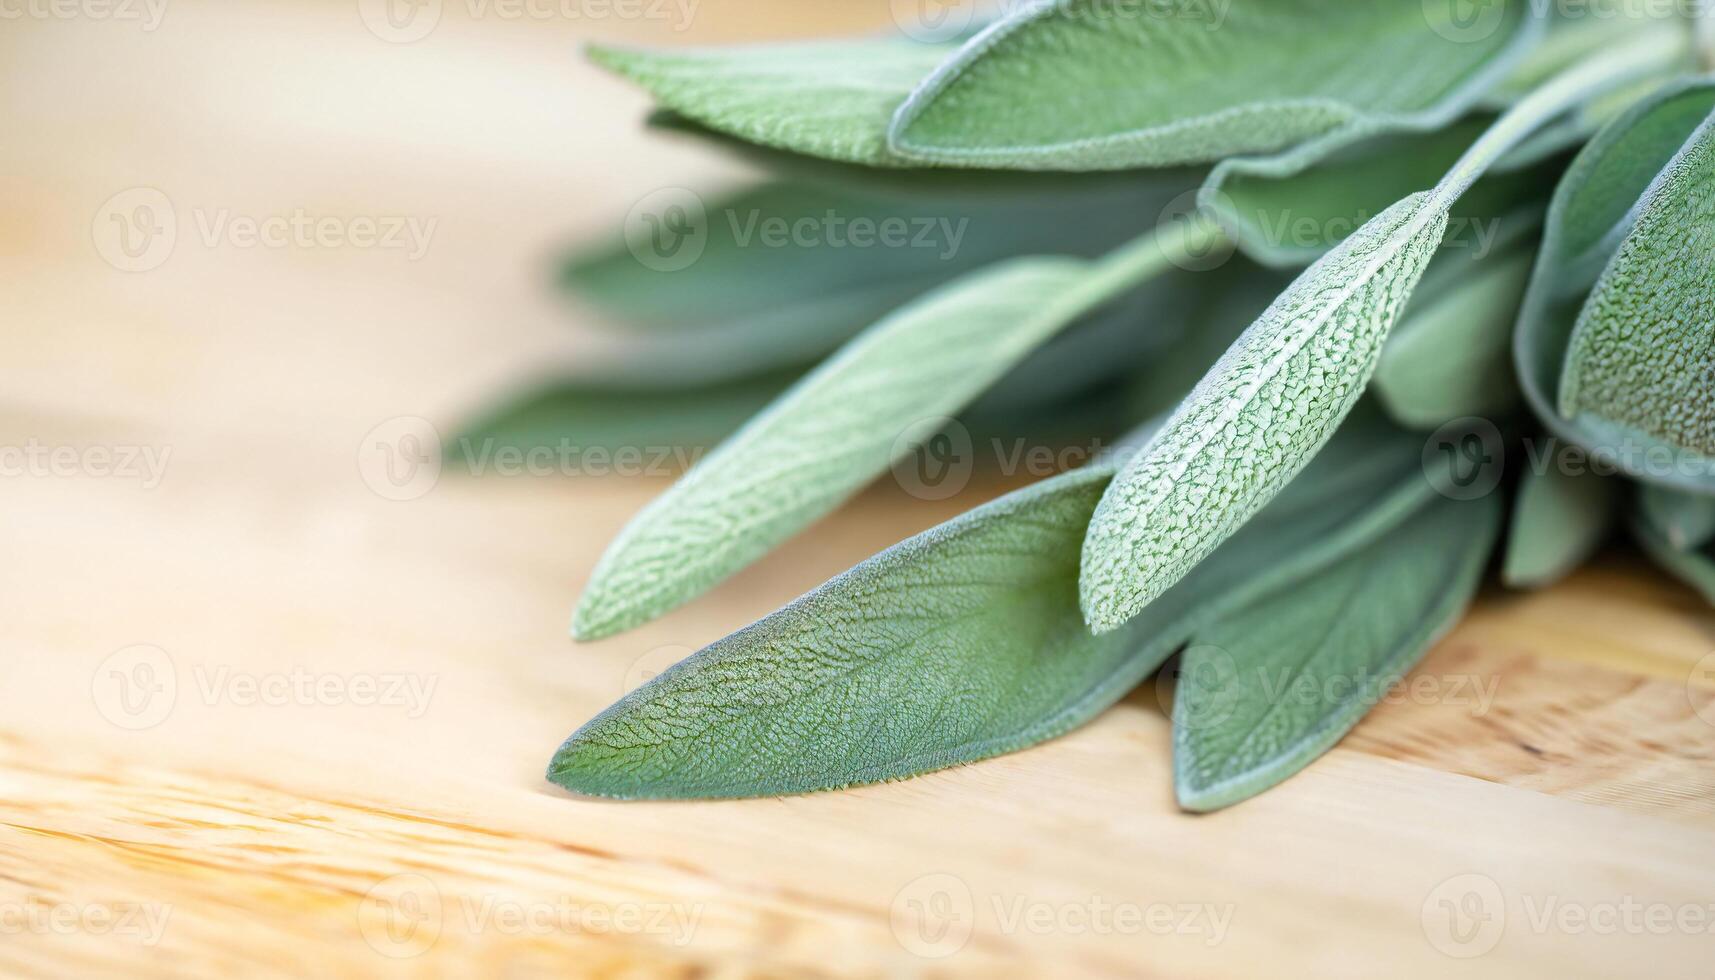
xmin=2 ymin=3 xmax=1713 ymax=977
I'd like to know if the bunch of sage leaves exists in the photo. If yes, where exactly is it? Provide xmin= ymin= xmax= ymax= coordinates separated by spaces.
xmin=457 ymin=1 xmax=1715 ymax=809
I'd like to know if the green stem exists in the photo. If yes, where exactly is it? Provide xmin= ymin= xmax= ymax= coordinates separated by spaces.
xmin=1430 ymin=24 xmax=1689 ymax=211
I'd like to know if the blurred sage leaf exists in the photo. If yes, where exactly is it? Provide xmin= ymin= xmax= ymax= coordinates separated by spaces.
xmin=1501 ymin=462 xmax=1616 ymax=589
xmin=586 ymin=38 xmax=951 ymax=167
xmin=1373 ymin=225 xmax=1538 ymax=429
xmin=1630 ymin=503 xmax=1715 ymax=605
xmin=1637 ymin=484 xmax=1715 ymax=552
xmin=1173 ymin=490 xmax=1501 ymax=812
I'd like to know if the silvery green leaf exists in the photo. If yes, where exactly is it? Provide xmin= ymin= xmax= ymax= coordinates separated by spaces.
xmin=1373 ymin=233 xmax=1537 ymax=429
xmin=571 ymin=239 xmax=1196 ymax=640
xmin=1637 ymin=485 xmax=1715 ymax=551
xmin=586 ymin=38 xmax=951 ymax=167
xmin=887 ymin=0 xmax=1542 ymax=171
xmin=1501 ymin=462 xmax=1616 ymax=589
xmin=1173 ymin=491 xmax=1501 ymax=812
xmin=548 ymin=410 xmax=1434 ymax=799
xmin=1556 ymin=107 xmax=1715 ymax=461
xmin=1080 ymin=193 xmax=1449 ymax=632
xmin=1630 ymin=505 xmax=1715 ymax=605
xmin=1515 ymin=77 xmax=1715 ymax=493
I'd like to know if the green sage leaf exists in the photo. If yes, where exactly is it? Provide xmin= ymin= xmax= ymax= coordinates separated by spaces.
xmin=887 ymin=0 xmax=1541 ymax=171
xmin=1501 ymin=462 xmax=1616 ymax=589
xmin=1173 ymin=490 xmax=1501 ymax=812
xmin=1373 ymin=231 xmax=1538 ymax=429
xmin=1080 ymin=193 xmax=1449 ymax=632
xmin=571 ymin=229 xmax=1204 ymax=640
xmin=1637 ymin=485 xmax=1715 ymax=552
xmin=1630 ymin=504 xmax=1715 ymax=605
xmin=548 ymin=409 xmax=1434 ymax=799
xmin=1515 ymin=77 xmax=1715 ymax=492
xmin=1557 ymin=108 xmax=1715 ymax=460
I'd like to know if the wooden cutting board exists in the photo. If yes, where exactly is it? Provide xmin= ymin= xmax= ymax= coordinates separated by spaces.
xmin=1 ymin=3 xmax=1711 ymax=977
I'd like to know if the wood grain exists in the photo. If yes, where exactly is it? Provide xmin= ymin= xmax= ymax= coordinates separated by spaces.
xmin=1 ymin=2 xmax=1713 ymax=977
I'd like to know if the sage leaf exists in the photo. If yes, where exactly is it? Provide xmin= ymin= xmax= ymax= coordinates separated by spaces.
xmin=1501 ymin=463 xmax=1616 ymax=589
xmin=1373 ymin=232 xmax=1537 ymax=429
xmin=572 ymin=226 xmax=1208 ymax=641
xmin=1630 ymin=505 xmax=1715 ymax=605
xmin=1173 ymin=491 xmax=1501 ymax=812
xmin=549 ymin=410 xmax=1434 ymax=799
xmin=887 ymin=0 xmax=1541 ymax=171
xmin=586 ymin=38 xmax=951 ymax=167
xmin=1515 ymin=77 xmax=1715 ymax=492
xmin=1637 ymin=485 xmax=1715 ymax=552
xmin=1080 ymin=193 xmax=1449 ymax=632
xmin=1557 ymin=108 xmax=1715 ymax=460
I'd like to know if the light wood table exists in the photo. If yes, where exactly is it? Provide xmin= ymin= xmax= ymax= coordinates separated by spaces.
xmin=1 ymin=2 xmax=1712 ymax=976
